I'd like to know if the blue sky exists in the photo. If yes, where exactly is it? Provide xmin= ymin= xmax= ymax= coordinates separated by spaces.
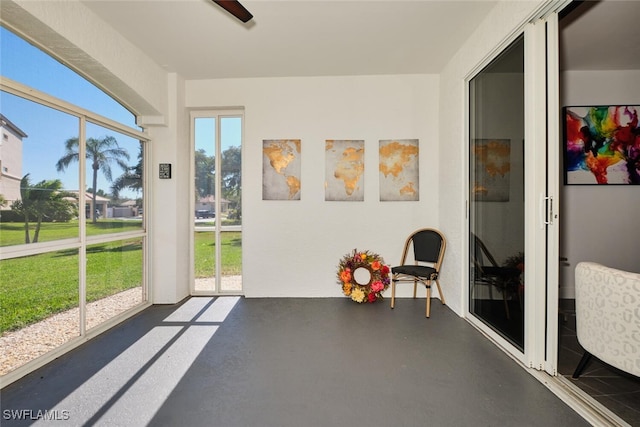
xmin=1 ymin=26 xmax=242 ymax=200
xmin=1 ymin=26 xmax=139 ymax=199
xmin=195 ymin=117 xmax=242 ymax=159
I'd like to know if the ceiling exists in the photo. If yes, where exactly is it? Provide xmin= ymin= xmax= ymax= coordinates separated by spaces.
xmin=78 ymin=0 xmax=640 ymax=81
xmin=560 ymin=0 xmax=640 ymax=72
xmin=80 ymin=0 xmax=498 ymax=79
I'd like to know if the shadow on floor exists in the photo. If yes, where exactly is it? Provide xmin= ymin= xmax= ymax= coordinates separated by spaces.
xmin=1 ymin=297 xmax=591 ymax=427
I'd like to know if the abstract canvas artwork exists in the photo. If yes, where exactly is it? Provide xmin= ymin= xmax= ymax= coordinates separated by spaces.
xmin=379 ymin=139 xmax=419 ymax=201
xmin=472 ymin=139 xmax=511 ymax=202
xmin=325 ymin=139 xmax=364 ymax=201
xmin=262 ymin=139 xmax=301 ymax=200
xmin=564 ymin=105 xmax=640 ymax=184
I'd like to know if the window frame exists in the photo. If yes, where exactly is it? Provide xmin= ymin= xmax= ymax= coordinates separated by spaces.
xmin=0 ymin=76 xmax=151 ymax=388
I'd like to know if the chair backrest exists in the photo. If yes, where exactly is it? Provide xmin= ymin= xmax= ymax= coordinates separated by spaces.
xmin=470 ymin=233 xmax=498 ymax=268
xmin=402 ymin=228 xmax=446 ymax=269
xmin=575 ymin=261 xmax=640 ymax=377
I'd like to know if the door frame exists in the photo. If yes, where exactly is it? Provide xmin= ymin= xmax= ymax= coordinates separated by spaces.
xmin=189 ymin=109 xmax=244 ymax=296
xmin=464 ymin=5 xmax=567 ymax=372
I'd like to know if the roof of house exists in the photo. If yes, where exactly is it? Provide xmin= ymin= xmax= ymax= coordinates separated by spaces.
xmin=68 ymin=191 xmax=111 ymax=202
xmin=198 ymin=195 xmax=229 ymax=203
xmin=0 ymin=114 xmax=28 ymax=139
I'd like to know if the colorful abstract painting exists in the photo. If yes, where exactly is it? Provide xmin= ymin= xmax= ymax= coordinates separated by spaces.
xmin=564 ymin=106 xmax=640 ymax=184
xmin=472 ymin=139 xmax=511 ymax=202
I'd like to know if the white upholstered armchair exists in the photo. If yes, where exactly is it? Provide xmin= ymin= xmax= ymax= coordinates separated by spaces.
xmin=573 ymin=262 xmax=640 ymax=378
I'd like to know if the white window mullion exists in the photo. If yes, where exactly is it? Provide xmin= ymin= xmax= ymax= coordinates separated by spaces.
xmin=214 ymin=116 xmax=222 ymax=293
xmin=79 ymin=116 xmax=87 ymax=337
xmin=142 ymin=141 xmax=151 ymax=303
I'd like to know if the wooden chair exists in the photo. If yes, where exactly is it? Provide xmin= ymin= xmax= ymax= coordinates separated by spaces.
xmin=390 ymin=228 xmax=446 ymax=317
xmin=471 ymin=233 xmax=522 ymax=319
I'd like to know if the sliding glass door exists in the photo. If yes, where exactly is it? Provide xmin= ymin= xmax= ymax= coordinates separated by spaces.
xmin=468 ymin=13 xmax=562 ymax=373
xmin=469 ymin=36 xmax=526 ymax=351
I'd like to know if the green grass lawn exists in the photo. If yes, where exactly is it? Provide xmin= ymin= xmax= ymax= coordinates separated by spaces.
xmin=0 ymin=238 xmax=142 ymax=333
xmin=194 ymin=230 xmax=242 ymax=276
xmin=0 ymin=220 xmax=242 ymax=333
xmin=0 ymin=219 xmax=143 ymax=246
xmin=0 ymin=249 xmax=80 ymax=333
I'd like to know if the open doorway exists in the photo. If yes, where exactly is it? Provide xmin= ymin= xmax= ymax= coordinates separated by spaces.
xmin=557 ymin=2 xmax=640 ymax=425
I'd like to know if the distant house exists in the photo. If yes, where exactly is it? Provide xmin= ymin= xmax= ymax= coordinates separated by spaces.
xmin=195 ymin=195 xmax=229 ymax=214
xmin=68 ymin=191 xmax=110 ymax=219
xmin=113 ymin=199 xmax=140 ymax=218
xmin=0 ymin=114 xmax=28 ymax=208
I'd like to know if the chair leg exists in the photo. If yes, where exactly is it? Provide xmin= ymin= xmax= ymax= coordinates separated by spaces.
xmin=572 ymin=351 xmax=592 ymax=379
xmin=435 ymin=279 xmax=446 ymax=305
xmin=413 ymin=279 xmax=417 ymax=299
xmin=517 ymin=284 xmax=523 ymax=312
xmin=390 ymin=281 xmax=396 ymax=308
xmin=502 ymin=289 xmax=511 ymax=320
xmin=425 ymin=286 xmax=431 ymax=317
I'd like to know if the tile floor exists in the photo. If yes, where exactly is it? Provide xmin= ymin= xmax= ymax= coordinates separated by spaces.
xmin=557 ymin=301 xmax=640 ymax=426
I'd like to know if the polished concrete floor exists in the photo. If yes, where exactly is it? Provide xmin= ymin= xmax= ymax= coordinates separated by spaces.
xmin=1 ymin=297 xmax=591 ymax=427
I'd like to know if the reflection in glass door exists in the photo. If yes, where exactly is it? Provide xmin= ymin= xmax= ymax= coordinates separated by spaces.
xmin=469 ymin=35 xmax=525 ymax=351
xmin=192 ymin=112 xmax=242 ymax=294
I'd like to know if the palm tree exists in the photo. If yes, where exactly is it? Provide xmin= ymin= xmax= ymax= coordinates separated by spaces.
xmin=111 ymin=144 xmax=142 ymax=199
xmin=56 ymin=136 xmax=129 ymax=224
xmin=10 ymin=174 xmax=75 ymax=243
xmin=10 ymin=175 xmax=35 ymax=243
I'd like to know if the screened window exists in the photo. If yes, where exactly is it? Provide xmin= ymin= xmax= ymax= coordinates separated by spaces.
xmin=0 ymin=26 xmax=149 ymax=380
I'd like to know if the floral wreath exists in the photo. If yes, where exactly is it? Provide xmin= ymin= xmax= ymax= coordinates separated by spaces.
xmin=337 ymin=249 xmax=390 ymax=303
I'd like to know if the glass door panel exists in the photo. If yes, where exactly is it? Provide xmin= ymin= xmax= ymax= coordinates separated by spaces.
xmin=193 ymin=113 xmax=242 ymax=294
xmin=469 ymin=35 xmax=525 ymax=351
xmin=219 ymin=117 xmax=242 ymax=292
xmin=194 ymin=117 xmax=216 ymax=292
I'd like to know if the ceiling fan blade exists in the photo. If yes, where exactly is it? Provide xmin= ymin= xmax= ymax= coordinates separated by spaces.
xmin=212 ymin=0 xmax=253 ymax=23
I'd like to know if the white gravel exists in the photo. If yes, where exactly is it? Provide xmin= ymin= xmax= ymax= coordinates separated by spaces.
xmin=1 ymin=276 xmax=242 ymax=376
xmin=0 ymin=288 xmax=143 ymax=376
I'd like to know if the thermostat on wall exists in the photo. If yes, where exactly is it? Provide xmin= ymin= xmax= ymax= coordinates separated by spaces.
xmin=159 ymin=163 xmax=171 ymax=179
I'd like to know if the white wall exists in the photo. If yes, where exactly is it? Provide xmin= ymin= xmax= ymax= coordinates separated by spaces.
xmin=438 ymin=0 xmax=545 ymax=315
xmin=186 ymin=75 xmax=440 ymax=298
xmin=149 ymin=73 xmax=191 ymax=303
xmin=559 ymin=70 xmax=640 ymax=298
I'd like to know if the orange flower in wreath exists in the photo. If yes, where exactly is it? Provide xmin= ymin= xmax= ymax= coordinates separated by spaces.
xmin=342 ymin=282 xmax=353 ymax=296
xmin=340 ymin=268 xmax=352 ymax=283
